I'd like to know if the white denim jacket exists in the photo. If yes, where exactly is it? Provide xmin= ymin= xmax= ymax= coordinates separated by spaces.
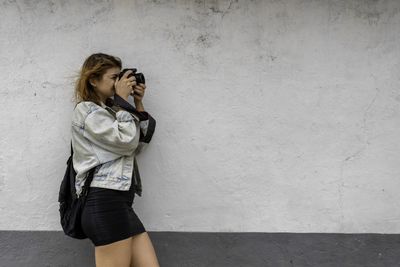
xmin=71 ymin=94 xmax=156 ymax=198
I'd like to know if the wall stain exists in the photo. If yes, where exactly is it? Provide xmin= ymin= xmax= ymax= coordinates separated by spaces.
xmin=196 ymin=33 xmax=217 ymax=48
xmin=208 ymin=0 xmax=239 ymax=19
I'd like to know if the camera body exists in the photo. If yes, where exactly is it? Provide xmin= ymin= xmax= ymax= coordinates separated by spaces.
xmin=118 ymin=68 xmax=145 ymax=85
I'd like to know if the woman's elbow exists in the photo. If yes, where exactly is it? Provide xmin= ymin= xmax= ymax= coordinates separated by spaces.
xmin=118 ymin=133 xmax=139 ymax=153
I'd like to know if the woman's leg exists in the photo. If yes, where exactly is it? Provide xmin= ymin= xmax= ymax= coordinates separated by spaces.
xmin=130 ymin=232 xmax=160 ymax=267
xmin=95 ymin=236 xmax=132 ymax=267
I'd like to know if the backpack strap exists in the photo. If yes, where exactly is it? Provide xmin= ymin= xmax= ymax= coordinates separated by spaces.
xmin=71 ymin=140 xmax=95 ymax=198
xmin=81 ymin=168 xmax=96 ymax=197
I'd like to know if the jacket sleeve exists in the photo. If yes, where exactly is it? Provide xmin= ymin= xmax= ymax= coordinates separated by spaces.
xmin=83 ymin=107 xmax=138 ymax=156
xmin=112 ymin=94 xmax=156 ymax=155
xmin=135 ymin=111 xmax=156 ymax=155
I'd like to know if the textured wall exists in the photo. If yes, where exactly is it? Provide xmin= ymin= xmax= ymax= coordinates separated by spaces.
xmin=0 ymin=0 xmax=399 ymax=233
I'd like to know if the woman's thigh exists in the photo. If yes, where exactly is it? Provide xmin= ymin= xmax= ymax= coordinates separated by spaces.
xmin=95 ymin=236 xmax=132 ymax=267
xmin=130 ymin=232 xmax=160 ymax=267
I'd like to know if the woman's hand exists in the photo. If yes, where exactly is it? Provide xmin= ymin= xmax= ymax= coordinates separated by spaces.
xmin=131 ymin=83 xmax=146 ymax=103
xmin=114 ymin=70 xmax=136 ymax=100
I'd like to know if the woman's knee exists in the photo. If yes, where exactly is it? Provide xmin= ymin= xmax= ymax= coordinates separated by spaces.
xmin=95 ymin=237 xmax=132 ymax=267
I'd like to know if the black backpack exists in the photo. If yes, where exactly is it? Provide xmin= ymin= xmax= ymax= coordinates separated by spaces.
xmin=58 ymin=141 xmax=95 ymax=239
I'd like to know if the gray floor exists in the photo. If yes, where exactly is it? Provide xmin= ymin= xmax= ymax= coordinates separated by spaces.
xmin=1 ymin=231 xmax=400 ymax=266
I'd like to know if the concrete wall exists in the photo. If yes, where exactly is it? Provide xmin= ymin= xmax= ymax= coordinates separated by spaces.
xmin=1 ymin=0 xmax=400 ymax=265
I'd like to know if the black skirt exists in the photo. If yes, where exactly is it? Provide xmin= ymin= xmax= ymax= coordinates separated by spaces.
xmin=81 ymin=182 xmax=146 ymax=246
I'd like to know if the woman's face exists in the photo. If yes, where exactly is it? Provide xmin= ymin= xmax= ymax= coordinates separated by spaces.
xmin=91 ymin=67 xmax=121 ymax=103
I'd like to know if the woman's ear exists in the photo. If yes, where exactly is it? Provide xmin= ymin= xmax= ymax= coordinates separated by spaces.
xmin=89 ymin=78 xmax=97 ymax=88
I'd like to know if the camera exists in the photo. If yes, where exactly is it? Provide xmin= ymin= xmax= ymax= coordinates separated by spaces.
xmin=118 ymin=68 xmax=145 ymax=85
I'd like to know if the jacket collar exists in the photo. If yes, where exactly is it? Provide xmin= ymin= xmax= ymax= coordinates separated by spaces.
xmin=99 ymin=101 xmax=107 ymax=109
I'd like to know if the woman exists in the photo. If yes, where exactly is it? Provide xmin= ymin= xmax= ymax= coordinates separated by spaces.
xmin=71 ymin=53 xmax=160 ymax=267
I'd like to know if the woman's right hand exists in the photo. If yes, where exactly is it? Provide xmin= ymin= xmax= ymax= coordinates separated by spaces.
xmin=114 ymin=70 xmax=137 ymax=100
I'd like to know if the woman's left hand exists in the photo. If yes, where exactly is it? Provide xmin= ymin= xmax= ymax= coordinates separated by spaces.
xmin=131 ymin=83 xmax=146 ymax=102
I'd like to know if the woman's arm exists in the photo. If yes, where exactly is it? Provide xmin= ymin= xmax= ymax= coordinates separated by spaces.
xmin=113 ymin=94 xmax=156 ymax=154
xmin=83 ymin=107 xmax=138 ymax=156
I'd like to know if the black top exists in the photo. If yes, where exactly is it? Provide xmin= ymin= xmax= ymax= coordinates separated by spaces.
xmin=105 ymin=94 xmax=149 ymax=121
